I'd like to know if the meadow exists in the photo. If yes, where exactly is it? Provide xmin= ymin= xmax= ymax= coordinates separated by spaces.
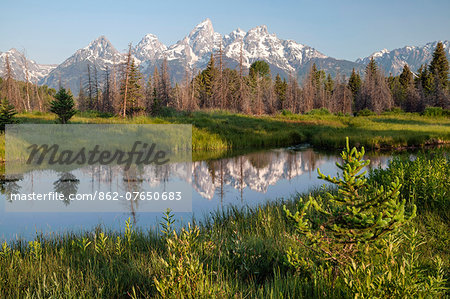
xmin=0 ymin=148 xmax=448 ymax=298
xmin=0 ymin=111 xmax=448 ymax=297
xmin=0 ymin=110 xmax=449 ymax=162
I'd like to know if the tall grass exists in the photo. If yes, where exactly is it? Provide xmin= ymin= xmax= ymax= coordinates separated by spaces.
xmin=2 ymin=110 xmax=449 ymax=157
xmin=0 ymin=150 xmax=448 ymax=297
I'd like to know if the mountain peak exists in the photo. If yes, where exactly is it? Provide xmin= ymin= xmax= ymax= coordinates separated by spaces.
xmin=8 ymin=48 xmax=20 ymax=54
xmin=88 ymin=35 xmax=112 ymax=48
xmin=371 ymin=48 xmax=389 ymax=58
xmin=142 ymin=33 xmax=159 ymax=40
xmin=196 ymin=18 xmax=213 ymax=28
xmin=135 ymin=33 xmax=167 ymax=61
xmin=249 ymin=25 xmax=269 ymax=35
xmin=189 ymin=18 xmax=215 ymax=38
xmin=184 ymin=18 xmax=221 ymax=58
xmin=356 ymin=40 xmax=450 ymax=75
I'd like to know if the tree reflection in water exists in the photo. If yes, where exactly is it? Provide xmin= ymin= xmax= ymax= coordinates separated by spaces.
xmin=53 ymin=172 xmax=80 ymax=205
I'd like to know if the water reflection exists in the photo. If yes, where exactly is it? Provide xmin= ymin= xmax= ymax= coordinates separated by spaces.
xmin=53 ymin=172 xmax=80 ymax=205
xmin=0 ymin=148 xmax=390 ymax=241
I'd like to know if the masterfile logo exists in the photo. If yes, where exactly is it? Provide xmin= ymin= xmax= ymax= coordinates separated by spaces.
xmin=4 ymin=124 xmax=193 ymax=212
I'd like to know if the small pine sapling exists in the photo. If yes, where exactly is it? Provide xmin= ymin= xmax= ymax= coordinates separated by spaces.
xmin=50 ymin=88 xmax=77 ymax=124
xmin=0 ymin=99 xmax=17 ymax=131
xmin=284 ymin=137 xmax=416 ymax=267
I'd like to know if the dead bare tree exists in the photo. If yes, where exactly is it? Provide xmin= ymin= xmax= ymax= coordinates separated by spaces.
xmin=103 ymin=67 xmax=112 ymax=112
xmin=3 ymin=55 xmax=20 ymax=109
xmin=301 ymin=70 xmax=315 ymax=113
xmin=238 ymin=41 xmax=250 ymax=113
xmin=34 ymin=79 xmax=43 ymax=112
xmin=331 ymin=75 xmax=352 ymax=114
xmin=93 ymin=64 xmax=100 ymax=110
xmin=122 ymin=43 xmax=133 ymax=117
xmin=86 ymin=64 xmax=93 ymax=109
xmin=20 ymin=51 xmax=32 ymax=112
xmin=356 ymin=62 xmax=393 ymax=113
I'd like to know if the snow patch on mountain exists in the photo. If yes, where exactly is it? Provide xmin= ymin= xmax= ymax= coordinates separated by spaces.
xmin=0 ymin=48 xmax=56 ymax=82
xmin=40 ymin=36 xmax=127 ymax=92
xmin=356 ymin=40 xmax=450 ymax=75
xmin=135 ymin=33 xmax=167 ymax=61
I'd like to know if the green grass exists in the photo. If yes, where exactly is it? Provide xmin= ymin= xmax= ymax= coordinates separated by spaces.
xmin=1 ymin=110 xmax=449 ymax=163
xmin=0 ymin=150 xmax=448 ymax=298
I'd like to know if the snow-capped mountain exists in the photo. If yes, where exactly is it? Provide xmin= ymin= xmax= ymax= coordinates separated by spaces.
xmin=0 ymin=48 xmax=56 ymax=83
xmin=155 ymin=19 xmax=333 ymax=78
xmin=356 ymin=40 xmax=450 ymax=75
xmin=134 ymin=18 xmax=360 ymax=82
xmin=38 ymin=18 xmax=345 ymax=92
xmin=40 ymin=36 xmax=126 ymax=93
xmin=2 ymin=18 xmax=448 ymax=93
xmin=224 ymin=25 xmax=326 ymax=72
xmin=134 ymin=34 xmax=167 ymax=62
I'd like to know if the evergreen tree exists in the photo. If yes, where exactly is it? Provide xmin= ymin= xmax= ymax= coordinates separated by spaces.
xmin=249 ymin=60 xmax=270 ymax=79
xmin=429 ymin=42 xmax=449 ymax=90
xmin=0 ymin=98 xmax=17 ymax=131
xmin=324 ymin=74 xmax=334 ymax=110
xmin=274 ymin=74 xmax=287 ymax=109
xmin=348 ymin=68 xmax=362 ymax=100
xmin=196 ymin=54 xmax=217 ymax=108
xmin=366 ymin=57 xmax=377 ymax=77
xmin=284 ymin=138 xmax=416 ymax=266
xmin=397 ymin=65 xmax=421 ymax=111
xmin=50 ymin=88 xmax=76 ymax=124
xmin=159 ymin=58 xmax=172 ymax=107
xmin=399 ymin=64 xmax=413 ymax=89
xmin=388 ymin=75 xmax=404 ymax=108
xmin=120 ymin=59 xmax=143 ymax=116
xmin=325 ymin=74 xmax=334 ymax=93
xmin=415 ymin=65 xmax=434 ymax=96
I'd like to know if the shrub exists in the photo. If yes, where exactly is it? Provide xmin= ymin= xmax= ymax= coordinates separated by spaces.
xmin=422 ymin=106 xmax=450 ymax=117
xmin=305 ymin=108 xmax=331 ymax=115
xmin=369 ymin=150 xmax=450 ymax=217
xmin=78 ymin=110 xmax=115 ymax=118
xmin=343 ymin=228 xmax=447 ymax=298
xmin=356 ymin=108 xmax=375 ymax=116
xmin=281 ymin=109 xmax=294 ymax=116
xmin=153 ymin=106 xmax=179 ymax=117
xmin=382 ymin=107 xmax=404 ymax=115
xmin=154 ymin=210 xmax=225 ymax=298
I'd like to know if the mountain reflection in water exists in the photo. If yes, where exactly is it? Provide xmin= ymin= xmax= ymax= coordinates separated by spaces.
xmin=0 ymin=148 xmax=389 ymax=242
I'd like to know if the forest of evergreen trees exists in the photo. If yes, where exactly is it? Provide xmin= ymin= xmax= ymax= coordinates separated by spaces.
xmin=1 ymin=42 xmax=449 ymax=117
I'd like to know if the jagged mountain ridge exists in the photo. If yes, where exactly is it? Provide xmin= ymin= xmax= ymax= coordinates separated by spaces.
xmin=1 ymin=18 xmax=448 ymax=94
xmin=0 ymin=48 xmax=56 ymax=83
xmin=39 ymin=36 xmax=126 ymax=93
xmin=356 ymin=40 xmax=450 ymax=75
xmin=37 ymin=18 xmax=361 ymax=93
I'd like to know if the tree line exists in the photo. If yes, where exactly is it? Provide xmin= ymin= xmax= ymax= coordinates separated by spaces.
xmin=0 ymin=53 xmax=56 ymax=113
xmin=1 ymin=42 xmax=449 ymax=118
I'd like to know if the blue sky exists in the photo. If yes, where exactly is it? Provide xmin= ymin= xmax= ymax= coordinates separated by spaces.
xmin=1 ymin=0 xmax=449 ymax=64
